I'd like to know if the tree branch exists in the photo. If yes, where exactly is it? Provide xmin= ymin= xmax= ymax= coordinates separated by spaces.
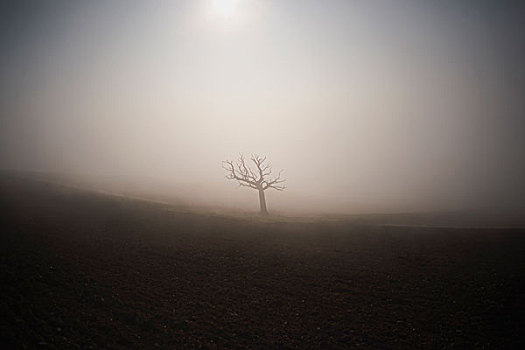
xmin=223 ymin=154 xmax=285 ymax=192
xmin=263 ymin=169 xmax=286 ymax=191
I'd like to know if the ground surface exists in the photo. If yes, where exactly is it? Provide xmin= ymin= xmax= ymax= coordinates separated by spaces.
xmin=1 ymin=175 xmax=524 ymax=349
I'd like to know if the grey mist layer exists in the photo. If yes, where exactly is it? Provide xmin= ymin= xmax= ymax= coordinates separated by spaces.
xmin=1 ymin=0 xmax=524 ymax=215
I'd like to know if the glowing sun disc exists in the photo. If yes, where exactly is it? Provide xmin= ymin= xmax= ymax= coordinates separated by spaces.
xmin=214 ymin=0 xmax=238 ymax=19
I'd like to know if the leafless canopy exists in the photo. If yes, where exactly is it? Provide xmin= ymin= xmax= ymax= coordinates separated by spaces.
xmin=222 ymin=154 xmax=286 ymax=191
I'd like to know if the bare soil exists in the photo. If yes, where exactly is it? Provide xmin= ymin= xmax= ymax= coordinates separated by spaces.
xmin=1 ymin=175 xmax=524 ymax=349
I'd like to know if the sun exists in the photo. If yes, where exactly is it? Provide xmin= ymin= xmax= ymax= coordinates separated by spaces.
xmin=213 ymin=0 xmax=239 ymax=19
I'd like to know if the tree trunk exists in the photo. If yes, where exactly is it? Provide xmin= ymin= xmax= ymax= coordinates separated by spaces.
xmin=258 ymin=188 xmax=268 ymax=215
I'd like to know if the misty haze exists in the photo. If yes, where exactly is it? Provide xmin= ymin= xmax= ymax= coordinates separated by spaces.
xmin=1 ymin=0 xmax=524 ymax=348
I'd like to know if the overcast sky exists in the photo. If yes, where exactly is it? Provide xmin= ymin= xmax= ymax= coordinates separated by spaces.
xmin=1 ymin=0 xmax=524 ymax=214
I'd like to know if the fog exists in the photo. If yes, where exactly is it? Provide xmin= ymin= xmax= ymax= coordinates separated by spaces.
xmin=1 ymin=0 xmax=524 ymax=215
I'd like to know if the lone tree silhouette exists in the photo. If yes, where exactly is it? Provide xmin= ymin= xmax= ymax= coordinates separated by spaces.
xmin=223 ymin=154 xmax=286 ymax=215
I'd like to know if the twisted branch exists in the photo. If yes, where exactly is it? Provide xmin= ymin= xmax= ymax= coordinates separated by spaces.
xmin=223 ymin=154 xmax=286 ymax=191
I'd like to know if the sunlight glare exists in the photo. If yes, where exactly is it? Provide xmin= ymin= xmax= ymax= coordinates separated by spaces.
xmin=214 ymin=0 xmax=239 ymax=20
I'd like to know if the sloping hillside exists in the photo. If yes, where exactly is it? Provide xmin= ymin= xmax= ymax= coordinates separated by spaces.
xmin=1 ymin=175 xmax=524 ymax=348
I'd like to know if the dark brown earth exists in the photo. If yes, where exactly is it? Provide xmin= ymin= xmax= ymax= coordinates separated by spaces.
xmin=1 ymin=175 xmax=524 ymax=349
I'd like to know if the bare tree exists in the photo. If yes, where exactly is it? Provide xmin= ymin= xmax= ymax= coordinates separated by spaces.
xmin=223 ymin=154 xmax=286 ymax=215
